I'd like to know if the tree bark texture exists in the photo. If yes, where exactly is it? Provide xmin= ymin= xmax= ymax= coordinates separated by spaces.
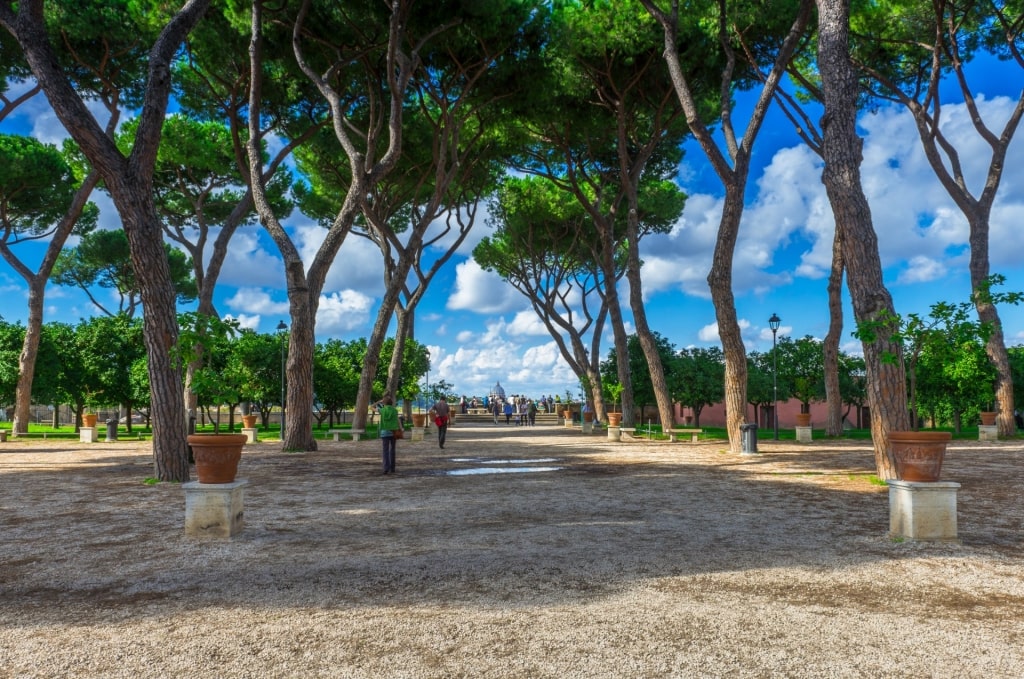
xmin=969 ymin=215 xmax=1016 ymax=436
xmin=823 ymin=231 xmax=844 ymax=437
xmin=816 ymin=0 xmax=909 ymax=478
xmin=13 ymin=279 xmax=45 ymax=436
xmin=626 ymin=211 xmax=675 ymax=429
xmin=707 ymin=192 xmax=748 ymax=455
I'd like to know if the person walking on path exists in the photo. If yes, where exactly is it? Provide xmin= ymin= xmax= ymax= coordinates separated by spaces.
xmin=492 ymin=400 xmax=500 ymax=424
xmin=377 ymin=396 xmax=401 ymax=474
xmin=431 ymin=396 xmax=451 ymax=449
xmin=503 ymin=401 xmax=513 ymax=425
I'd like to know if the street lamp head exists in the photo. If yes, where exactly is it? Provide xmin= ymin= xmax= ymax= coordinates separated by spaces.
xmin=276 ymin=320 xmax=287 ymax=331
xmin=768 ymin=313 xmax=781 ymax=333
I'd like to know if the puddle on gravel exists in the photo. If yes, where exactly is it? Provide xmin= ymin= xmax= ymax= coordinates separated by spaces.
xmin=443 ymin=457 xmax=563 ymax=476
xmin=446 ymin=466 xmax=562 ymax=476
xmin=450 ymin=458 xmax=559 ymax=464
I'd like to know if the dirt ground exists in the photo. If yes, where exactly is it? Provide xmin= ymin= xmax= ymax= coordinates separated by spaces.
xmin=1 ymin=422 xmax=1023 ymax=678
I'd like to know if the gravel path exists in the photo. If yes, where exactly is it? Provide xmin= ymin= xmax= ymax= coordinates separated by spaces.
xmin=1 ymin=423 xmax=1023 ymax=678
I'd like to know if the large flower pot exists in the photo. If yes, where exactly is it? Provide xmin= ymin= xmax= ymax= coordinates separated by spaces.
xmin=83 ymin=413 xmax=98 ymax=428
xmin=412 ymin=413 xmax=427 ymax=428
xmin=979 ymin=411 xmax=997 ymax=426
xmin=188 ymin=433 xmax=247 ymax=484
xmin=583 ymin=411 xmax=594 ymax=423
xmin=241 ymin=415 xmax=258 ymax=429
xmin=607 ymin=412 xmax=622 ymax=427
xmin=889 ymin=431 xmax=952 ymax=482
xmin=795 ymin=412 xmax=811 ymax=427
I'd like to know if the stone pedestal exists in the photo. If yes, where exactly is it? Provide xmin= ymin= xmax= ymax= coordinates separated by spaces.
xmin=978 ymin=424 xmax=998 ymax=441
xmin=607 ymin=426 xmax=621 ymax=442
xmin=0 ymin=429 xmax=7 ymax=442
xmin=183 ymin=479 xmax=248 ymax=538
xmin=80 ymin=427 xmax=98 ymax=443
xmin=241 ymin=427 xmax=258 ymax=443
xmin=888 ymin=480 xmax=960 ymax=542
xmin=582 ymin=420 xmax=593 ymax=434
xmin=795 ymin=425 xmax=813 ymax=443
xmin=411 ymin=426 xmax=425 ymax=442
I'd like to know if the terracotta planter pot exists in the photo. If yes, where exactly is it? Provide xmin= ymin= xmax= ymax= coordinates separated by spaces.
xmin=82 ymin=414 xmax=98 ymax=428
xmin=412 ymin=413 xmax=427 ymax=428
xmin=889 ymin=431 xmax=952 ymax=482
xmin=241 ymin=415 xmax=258 ymax=429
xmin=583 ymin=411 xmax=594 ymax=422
xmin=188 ymin=433 xmax=247 ymax=484
xmin=979 ymin=411 xmax=997 ymax=426
xmin=607 ymin=412 xmax=622 ymax=427
xmin=795 ymin=412 xmax=811 ymax=427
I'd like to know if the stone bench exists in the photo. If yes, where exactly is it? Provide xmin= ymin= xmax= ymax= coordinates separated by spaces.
xmin=668 ymin=428 xmax=703 ymax=443
xmin=619 ymin=427 xmax=641 ymax=440
xmin=329 ymin=429 xmax=365 ymax=442
xmin=467 ymin=408 xmax=489 ymax=415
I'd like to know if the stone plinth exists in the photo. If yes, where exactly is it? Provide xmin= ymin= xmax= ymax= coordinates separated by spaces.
xmin=410 ymin=426 xmax=425 ymax=442
xmin=183 ymin=479 xmax=248 ymax=538
xmin=978 ymin=425 xmax=998 ymax=441
xmin=241 ymin=427 xmax=258 ymax=443
xmin=80 ymin=427 xmax=98 ymax=443
xmin=607 ymin=426 xmax=621 ymax=442
xmin=582 ymin=420 xmax=593 ymax=434
xmin=889 ymin=480 xmax=960 ymax=542
xmin=0 ymin=429 xmax=7 ymax=442
xmin=795 ymin=425 xmax=813 ymax=443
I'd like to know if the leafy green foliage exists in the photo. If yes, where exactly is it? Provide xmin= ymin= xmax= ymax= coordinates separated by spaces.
xmin=669 ymin=346 xmax=726 ymax=425
xmin=0 ymin=134 xmax=92 ymax=238
xmin=52 ymin=229 xmax=197 ymax=318
xmin=774 ymin=335 xmax=826 ymax=410
xmin=175 ymin=313 xmax=242 ymax=420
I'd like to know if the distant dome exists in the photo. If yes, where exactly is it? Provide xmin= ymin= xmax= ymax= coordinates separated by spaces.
xmin=490 ymin=381 xmax=506 ymax=399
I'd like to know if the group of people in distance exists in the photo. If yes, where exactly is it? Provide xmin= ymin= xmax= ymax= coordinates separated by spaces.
xmin=490 ymin=395 xmax=542 ymax=426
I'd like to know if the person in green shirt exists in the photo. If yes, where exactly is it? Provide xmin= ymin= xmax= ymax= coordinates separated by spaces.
xmin=377 ymin=396 xmax=401 ymax=474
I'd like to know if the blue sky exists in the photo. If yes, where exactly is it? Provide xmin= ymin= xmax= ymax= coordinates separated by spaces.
xmin=2 ymin=54 xmax=1023 ymax=402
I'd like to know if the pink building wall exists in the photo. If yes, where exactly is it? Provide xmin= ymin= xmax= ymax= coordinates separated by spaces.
xmin=672 ymin=400 xmax=866 ymax=429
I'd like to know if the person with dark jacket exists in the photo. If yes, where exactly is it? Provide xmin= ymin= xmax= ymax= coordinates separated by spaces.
xmin=431 ymin=396 xmax=451 ymax=449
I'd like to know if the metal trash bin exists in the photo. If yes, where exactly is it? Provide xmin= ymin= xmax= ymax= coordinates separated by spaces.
xmin=105 ymin=418 xmax=119 ymax=442
xmin=739 ymin=422 xmax=757 ymax=454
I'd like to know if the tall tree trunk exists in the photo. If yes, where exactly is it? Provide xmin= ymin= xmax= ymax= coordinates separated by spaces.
xmin=13 ymin=278 xmax=45 ymax=436
xmin=816 ymin=0 xmax=909 ymax=478
xmin=352 ymin=257 xmax=415 ymax=432
xmin=968 ymin=215 xmax=1016 ymax=436
xmin=823 ymin=232 xmax=844 ymax=436
xmin=387 ymin=308 xmax=413 ymax=408
xmin=112 ymin=183 xmax=191 ymax=480
xmin=626 ymin=218 xmax=674 ymax=429
xmin=604 ymin=261 xmax=635 ymax=427
xmin=707 ymin=191 xmax=748 ymax=454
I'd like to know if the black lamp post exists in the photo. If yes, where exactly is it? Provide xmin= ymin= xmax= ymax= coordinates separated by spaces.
xmin=769 ymin=313 xmax=781 ymax=440
xmin=277 ymin=320 xmax=287 ymax=438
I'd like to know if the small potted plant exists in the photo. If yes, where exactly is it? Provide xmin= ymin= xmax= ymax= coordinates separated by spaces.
xmin=605 ymin=380 xmax=624 ymax=427
xmin=175 ymin=313 xmax=247 ymax=484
